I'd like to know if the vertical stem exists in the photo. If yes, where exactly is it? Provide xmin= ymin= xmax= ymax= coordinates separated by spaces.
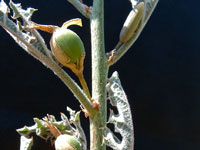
xmin=90 ymin=0 xmax=107 ymax=149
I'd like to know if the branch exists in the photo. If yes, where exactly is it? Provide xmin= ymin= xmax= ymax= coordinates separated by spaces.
xmin=107 ymin=0 xmax=159 ymax=67
xmin=1 ymin=21 xmax=95 ymax=116
xmin=67 ymin=0 xmax=91 ymax=18
xmin=49 ymin=62 xmax=96 ymax=117
xmin=0 ymin=1 xmax=96 ymax=118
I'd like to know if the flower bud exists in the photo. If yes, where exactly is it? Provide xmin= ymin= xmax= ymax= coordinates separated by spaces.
xmin=119 ymin=2 xmax=144 ymax=43
xmin=55 ymin=134 xmax=81 ymax=150
xmin=50 ymin=28 xmax=85 ymax=68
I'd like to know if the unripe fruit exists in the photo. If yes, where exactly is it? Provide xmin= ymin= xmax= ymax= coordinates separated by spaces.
xmin=55 ymin=134 xmax=81 ymax=150
xmin=27 ymin=19 xmax=91 ymax=98
xmin=50 ymin=28 xmax=85 ymax=67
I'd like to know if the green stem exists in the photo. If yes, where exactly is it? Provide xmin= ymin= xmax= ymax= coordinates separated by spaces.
xmin=77 ymin=72 xmax=91 ymax=100
xmin=0 ymin=21 xmax=95 ymax=118
xmin=90 ymin=0 xmax=107 ymax=149
xmin=48 ymin=62 xmax=96 ymax=118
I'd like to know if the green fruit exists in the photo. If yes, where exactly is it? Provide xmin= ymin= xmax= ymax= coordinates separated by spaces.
xmin=55 ymin=134 xmax=81 ymax=150
xmin=50 ymin=28 xmax=85 ymax=67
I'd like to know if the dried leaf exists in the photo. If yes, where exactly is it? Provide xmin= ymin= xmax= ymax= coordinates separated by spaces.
xmin=105 ymin=71 xmax=134 ymax=150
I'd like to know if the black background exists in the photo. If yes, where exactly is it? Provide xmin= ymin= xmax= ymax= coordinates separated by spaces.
xmin=0 ymin=0 xmax=200 ymax=149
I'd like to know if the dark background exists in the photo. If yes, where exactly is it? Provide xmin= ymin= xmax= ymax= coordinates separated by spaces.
xmin=0 ymin=0 xmax=200 ymax=149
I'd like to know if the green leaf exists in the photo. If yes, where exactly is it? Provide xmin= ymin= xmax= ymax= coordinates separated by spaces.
xmin=17 ymin=126 xmax=30 ymax=135
xmin=33 ymin=118 xmax=43 ymax=128
xmin=58 ymin=112 xmax=73 ymax=130
xmin=17 ymin=110 xmax=87 ymax=149
xmin=9 ymin=0 xmax=37 ymax=20
xmin=104 ymin=71 xmax=134 ymax=150
xmin=17 ymin=124 xmax=37 ymax=137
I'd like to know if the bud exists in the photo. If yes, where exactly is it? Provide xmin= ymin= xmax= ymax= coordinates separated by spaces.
xmin=50 ymin=28 xmax=85 ymax=68
xmin=55 ymin=134 xmax=81 ymax=150
xmin=119 ymin=2 xmax=144 ymax=43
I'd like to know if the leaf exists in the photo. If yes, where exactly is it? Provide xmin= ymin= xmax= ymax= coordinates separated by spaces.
xmin=104 ymin=71 xmax=134 ymax=150
xmin=0 ymin=0 xmax=51 ymax=61
xmin=17 ymin=109 xmax=87 ymax=149
xmin=9 ymin=0 xmax=37 ymax=21
xmin=20 ymin=136 xmax=33 ymax=150
xmin=17 ymin=124 xmax=37 ymax=137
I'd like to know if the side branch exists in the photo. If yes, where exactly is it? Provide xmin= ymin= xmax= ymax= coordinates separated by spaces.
xmin=107 ymin=28 xmax=142 ymax=67
xmin=67 ymin=0 xmax=91 ymax=18
xmin=0 ymin=21 xmax=95 ymax=118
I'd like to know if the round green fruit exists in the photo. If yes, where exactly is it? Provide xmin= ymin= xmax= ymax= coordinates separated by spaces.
xmin=50 ymin=28 xmax=85 ymax=66
xmin=55 ymin=134 xmax=81 ymax=150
